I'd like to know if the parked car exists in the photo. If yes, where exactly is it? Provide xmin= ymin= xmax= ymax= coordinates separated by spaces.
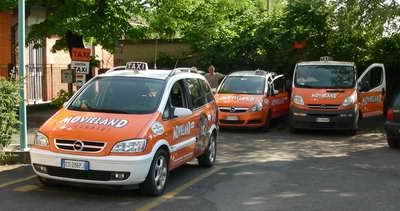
xmin=215 ymin=70 xmax=290 ymax=130
xmin=30 ymin=62 xmax=219 ymax=196
xmin=289 ymin=57 xmax=386 ymax=134
xmin=385 ymin=93 xmax=400 ymax=148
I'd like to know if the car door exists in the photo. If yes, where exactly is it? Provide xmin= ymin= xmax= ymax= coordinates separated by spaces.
xmin=184 ymin=78 xmax=208 ymax=157
xmin=162 ymin=80 xmax=197 ymax=169
xmin=270 ymin=75 xmax=290 ymax=118
xmin=357 ymin=63 xmax=386 ymax=118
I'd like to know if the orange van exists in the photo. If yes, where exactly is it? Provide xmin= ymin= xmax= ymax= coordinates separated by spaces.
xmin=215 ymin=70 xmax=290 ymax=130
xmin=289 ymin=57 xmax=386 ymax=132
xmin=30 ymin=62 xmax=219 ymax=196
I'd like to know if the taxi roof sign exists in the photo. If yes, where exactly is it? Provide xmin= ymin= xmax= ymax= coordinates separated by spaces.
xmin=126 ymin=62 xmax=148 ymax=72
xmin=320 ymin=56 xmax=333 ymax=62
xmin=255 ymin=69 xmax=266 ymax=75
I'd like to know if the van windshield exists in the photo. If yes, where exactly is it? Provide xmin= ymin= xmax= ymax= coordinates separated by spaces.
xmin=295 ymin=65 xmax=355 ymax=89
xmin=68 ymin=77 xmax=165 ymax=114
xmin=218 ymin=76 xmax=265 ymax=95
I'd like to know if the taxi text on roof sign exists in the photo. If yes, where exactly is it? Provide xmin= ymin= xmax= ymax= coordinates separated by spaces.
xmin=126 ymin=62 xmax=148 ymax=71
xmin=71 ymin=48 xmax=91 ymax=61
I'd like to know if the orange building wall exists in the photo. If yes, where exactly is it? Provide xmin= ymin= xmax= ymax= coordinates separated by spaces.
xmin=0 ymin=12 xmax=12 ymax=78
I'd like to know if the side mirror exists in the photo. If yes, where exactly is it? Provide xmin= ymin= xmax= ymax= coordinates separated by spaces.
xmin=273 ymin=90 xmax=280 ymax=95
xmin=174 ymin=107 xmax=193 ymax=118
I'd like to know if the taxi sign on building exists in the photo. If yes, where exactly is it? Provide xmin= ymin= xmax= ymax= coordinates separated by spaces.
xmin=126 ymin=62 xmax=148 ymax=71
xmin=71 ymin=48 xmax=91 ymax=61
xmin=71 ymin=61 xmax=90 ymax=74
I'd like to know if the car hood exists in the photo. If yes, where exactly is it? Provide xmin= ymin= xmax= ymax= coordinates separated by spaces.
xmin=39 ymin=108 xmax=158 ymax=155
xmin=293 ymin=88 xmax=355 ymax=105
xmin=215 ymin=94 xmax=264 ymax=107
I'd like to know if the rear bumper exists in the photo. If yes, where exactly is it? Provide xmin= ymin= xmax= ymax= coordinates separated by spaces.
xmin=289 ymin=107 xmax=358 ymax=130
xmin=218 ymin=111 xmax=267 ymax=128
xmin=30 ymin=148 xmax=153 ymax=186
xmin=384 ymin=121 xmax=400 ymax=139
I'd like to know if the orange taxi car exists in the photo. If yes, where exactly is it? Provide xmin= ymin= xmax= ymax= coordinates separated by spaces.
xmin=30 ymin=62 xmax=219 ymax=196
xmin=215 ymin=70 xmax=290 ymax=130
xmin=289 ymin=57 xmax=386 ymax=132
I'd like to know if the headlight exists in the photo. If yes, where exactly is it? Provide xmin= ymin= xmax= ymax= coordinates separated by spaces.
xmin=34 ymin=132 xmax=49 ymax=146
xmin=112 ymin=139 xmax=147 ymax=153
xmin=293 ymin=95 xmax=304 ymax=105
xmin=250 ymin=103 xmax=263 ymax=112
xmin=342 ymin=94 xmax=356 ymax=106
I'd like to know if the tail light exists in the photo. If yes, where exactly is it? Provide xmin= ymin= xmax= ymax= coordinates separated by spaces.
xmin=387 ymin=108 xmax=394 ymax=121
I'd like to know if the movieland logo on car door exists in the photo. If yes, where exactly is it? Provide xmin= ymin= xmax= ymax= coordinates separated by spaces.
xmin=173 ymin=122 xmax=195 ymax=140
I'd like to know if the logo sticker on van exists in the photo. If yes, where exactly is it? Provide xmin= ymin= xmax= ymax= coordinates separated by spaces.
xmin=221 ymin=96 xmax=256 ymax=102
xmin=61 ymin=116 xmax=129 ymax=128
xmin=311 ymin=93 xmax=337 ymax=99
xmin=362 ymin=96 xmax=381 ymax=104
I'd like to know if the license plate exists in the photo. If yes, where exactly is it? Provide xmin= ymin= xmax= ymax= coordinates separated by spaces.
xmin=61 ymin=159 xmax=89 ymax=171
xmin=225 ymin=116 xmax=239 ymax=121
xmin=316 ymin=117 xmax=330 ymax=123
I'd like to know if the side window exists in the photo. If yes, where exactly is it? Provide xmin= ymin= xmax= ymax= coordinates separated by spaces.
xmin=273 ymin=77 xmax=285 ymax=94
xmin=185 ymin=79 xmax=207 ymax=109
xmin=362 ymin=67 xmax=383 ymax=91
xmin=163 ymin=80 xmax=187 ymax=120
xmin=200 ymin=79 xmax=214 ymax=103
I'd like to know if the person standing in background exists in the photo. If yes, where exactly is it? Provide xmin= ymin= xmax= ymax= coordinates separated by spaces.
xmin=205 ymin=65 xmax=225 ymax=92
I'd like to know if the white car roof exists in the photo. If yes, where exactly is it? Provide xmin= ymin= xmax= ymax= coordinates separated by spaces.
xmin=99 ymin=69 xmax=205 ymax=81
xmin=297 ymin=61 xmax=355 ymax=66
xmin=228 ymin=70 xmax=275 ymax=78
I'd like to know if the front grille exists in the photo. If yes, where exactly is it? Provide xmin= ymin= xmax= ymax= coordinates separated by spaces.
xmin=39 ymin=165 xmax=130 ymax=181
xmin=248 ymin=119 xmax=262 ymax=124
xmin=219 ymin=107 xmax=248 ymax=113
xmin=55 ymin=139 xmax=106 ymax=153
xmin=310 ymin=122 xmax=336 ymax=129
xmin=220 ymin=120 xmax=245 ymax=124
xmin=307 ymin=104 xmax=340 ymax=109
xmin=308 ymin=113 xmax=339 ymax=117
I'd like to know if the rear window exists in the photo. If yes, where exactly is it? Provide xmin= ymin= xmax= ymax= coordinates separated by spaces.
xmin=68 ymin=77 xmax=165 ymax=114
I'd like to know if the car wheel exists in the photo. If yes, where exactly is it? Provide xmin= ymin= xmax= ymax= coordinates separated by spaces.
xmin=140 ymin=149 xmax=169 ymax=196
xmin=387 ymin=137 xmax=400 ymax=149
xmin=198 ymin=134 xmax=217 ymax=168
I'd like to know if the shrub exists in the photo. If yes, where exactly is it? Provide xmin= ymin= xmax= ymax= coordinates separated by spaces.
xmin=0 ymin=79 xmax=20 ymax=148
xmin=51 ymin=89 xmax=74 ymax=108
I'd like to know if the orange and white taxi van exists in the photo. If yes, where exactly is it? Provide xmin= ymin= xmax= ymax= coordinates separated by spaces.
xmin=289 ymin=57 xmax=386 ymax=132
xmin=215 ymin=70 xmax=290 ymax=130
xmin=30 ymin=62 xmax=219 ymax=196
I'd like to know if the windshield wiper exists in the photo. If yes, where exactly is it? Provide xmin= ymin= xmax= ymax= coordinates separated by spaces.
xmin=89 ymin=108 xmax=129 ymax=114
xmin=296 ymin=84 xmax=317 ymax=88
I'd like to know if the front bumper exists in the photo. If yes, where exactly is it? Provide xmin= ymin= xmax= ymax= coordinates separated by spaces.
xmin=30 ymin=148 xmax=153 ymax=186
xmin=289 ymin=107 xmax=358 ymax=130
xmin=218 ymin=111 xmax=267 ymax=128
xmin=384 ymin=121 xmax=400 ymax=139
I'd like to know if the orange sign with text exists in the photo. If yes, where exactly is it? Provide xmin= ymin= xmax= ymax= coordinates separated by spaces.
xmin=71 ymin=48 xmax=91 ymax=61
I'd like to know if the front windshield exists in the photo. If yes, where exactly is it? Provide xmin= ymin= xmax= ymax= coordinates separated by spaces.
xmin=218 ymin=76 xmax=265 ymax=95
xmin=68 ymin=77 xmax=165 ymax=114
xmin=295 ymin=65 xmax=355 ymax=89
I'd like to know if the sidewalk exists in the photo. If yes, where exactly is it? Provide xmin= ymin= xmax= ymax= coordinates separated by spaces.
xmin=10 ymin=104 xmax=59 ymax=147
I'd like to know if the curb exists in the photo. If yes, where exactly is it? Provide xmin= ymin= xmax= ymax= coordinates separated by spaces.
xmin=1 ymin=144 xmax=31 ymax=165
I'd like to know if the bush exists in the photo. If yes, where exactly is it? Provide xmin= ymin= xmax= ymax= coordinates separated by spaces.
xmin=0 ymin=79 xmax=20 ymax=148
xmin=51 ymin=89 xmax=74 ymax=108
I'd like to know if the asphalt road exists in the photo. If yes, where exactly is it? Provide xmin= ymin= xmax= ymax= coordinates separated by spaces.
xmin=1 ymin=117 xmax=399 ymax=211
